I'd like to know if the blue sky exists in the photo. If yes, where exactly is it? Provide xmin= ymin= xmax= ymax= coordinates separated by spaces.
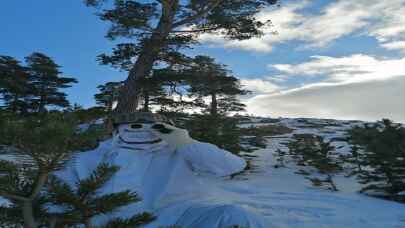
xmin=1 ymin=0 xmax=405 ymax=122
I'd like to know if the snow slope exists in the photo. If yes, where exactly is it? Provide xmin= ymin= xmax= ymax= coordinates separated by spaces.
xmin=2 ymin=117 xmax=405 ymax=227
xmin=211 ymin=118 xmax=405 ymax=228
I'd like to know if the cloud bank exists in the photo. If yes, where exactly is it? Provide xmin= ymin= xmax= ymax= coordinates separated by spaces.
xmin=243 ymin=54 xmax=405 ymax=122
xmin=246 ymin=76 xmax=405 ymax=123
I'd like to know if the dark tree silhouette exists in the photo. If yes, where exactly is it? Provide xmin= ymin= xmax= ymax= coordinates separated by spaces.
xmin=85 ymin=0 xmax=279 ymax=113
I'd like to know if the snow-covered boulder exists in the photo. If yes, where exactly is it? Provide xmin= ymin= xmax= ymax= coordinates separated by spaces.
xmin=53 ymin=121 xmax=264 ymax=227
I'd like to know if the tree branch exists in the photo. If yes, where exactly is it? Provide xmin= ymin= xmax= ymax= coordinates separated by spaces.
xmin=170 ymin=26 xmax=221 ymax=33
xmin=29 ymin=171 xmax=48 ymax=200
xmin=172 ymin=0 xmax=222 ymax=27
xmin=0 ymin=191 xmax=29 ymax=202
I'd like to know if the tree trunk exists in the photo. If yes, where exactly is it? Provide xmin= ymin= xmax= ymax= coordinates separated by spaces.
xmin=143 ymin=91 xmax=150 ymax=112
xmin=115 ymin=3 xmax=176 ymax=114
xmin=84 ymin=219 xmax=93 ymax=228
xmin=49 ymin=217 xmax=57 ymax=228
xmin=23 ymin=201 xmax=37 ymax=228
xmin=327 ymin=175 xmax=338 ymax=191
xmin=210 ymin=93 xmax=218 ymax=116
xmin=11 ymin=94 xmax=18 ymax=113
xmin=21 ymin=171 xmax=48 ymax=228
xmin=107 ymin=100 xmax=113 ymax=113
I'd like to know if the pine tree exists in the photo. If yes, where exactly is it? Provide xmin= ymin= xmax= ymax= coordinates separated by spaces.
xmin=94 ymin=81 xmax=123 ymax=112
xmin=217 ymin=95 xmax=246 ymax=115
xmin=349 ymin=119 xmax=405 ymax=201
xmin=85 ymin=0 xmax=279 ymax=113
xmin=0 ymin=55 xmax=31 ymax=114
xmin=306 ymin=141 xmax=341 ymax=191
xmin=153 ymin=66 xmax=198 ymax=113
xmin=137 ymin=74 xmax=167 ymax=112
xmin=45 ymin=163 xmax=154 ymax=227
xmin=186 ymin=114 xmax=242 ymax=154
xmin=97 ymin=43 xmax=193 ymax=113
xmin=186 ymin=55 xmax=248 ymax=116
xmin=0 ymin=113 xmax=107 ymax=228
xmin=25 ymin=52 xmax=77 ymax=113
xmin=288 ymin=135 xmax=341 ymax=191
xmin=340 ymin=145 xmax=365 ymax=177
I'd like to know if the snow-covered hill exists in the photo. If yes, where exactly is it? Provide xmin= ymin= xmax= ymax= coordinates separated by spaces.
xmin=215 ymin=117 xmax=405 ymax=228
xmin=2 ymin=117 xmax=405 ymax=227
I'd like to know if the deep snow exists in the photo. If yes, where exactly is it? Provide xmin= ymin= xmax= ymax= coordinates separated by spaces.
xmin=1 ymin=117 xmax=405 ymax=227
xmin=224 ymin=118 xmax=405 ymax=228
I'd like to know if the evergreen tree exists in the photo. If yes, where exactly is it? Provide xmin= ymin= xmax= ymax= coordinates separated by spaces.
xmin=97 ymin=42 xmax=193 ymax=113
xmin=152 ymin=67 xmax=196 ymax=113
xmin=85 ymin=0 xmax=279 ymax=113
xmin=305 ymin=141 xmax=341 ymax=191
xmin=25 ymin=52 xmax=77 ymax=113
xmin=288 ymin=135 xmax=341 ymax=191
xmin=186 ymin=56 xmax=248 ymax=116
xmin=217 ymin=95 xmax=247 ymax=115
xmin=94 ymin=81 xmax=123 ymax=112
xmin=0 ymin=113 xmax=107 ymax=228
xmin=349 ymin=119 xmax=405 ymax=201
xmin=0 ymin=55 xmax=31 ymax=114
xmin=45 ymin=163 xmax=154 ymax=227
xmin=340 ymin=145 xmax=365 ymax=177
xmin=137 ymin=74 xmax=167 ymax=112
xmin=186 ymin=115 xmax=242 ymax=154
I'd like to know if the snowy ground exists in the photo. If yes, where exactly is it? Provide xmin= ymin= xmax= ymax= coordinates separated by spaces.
xmin=208 ymin=118 xmax=405 ymax=228
xmin=2 ymin=117 xmax=405 ymax=227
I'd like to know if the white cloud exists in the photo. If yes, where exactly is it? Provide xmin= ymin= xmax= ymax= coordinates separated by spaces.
xmin=298 ymin=1 xmax=370 ymax=47
xmin=199 ymin=1 xmax=307 ymax=52
xmin=381 ymin=41 xmax=405 ymax=52
xmin=241 ymin=78 xmax=281 ymax=94
xmin=246 ymin=76 xmax=405 ymax=123
xmin=199 ymin=0 xmax=405 ymax=52
xmin=271 ymin=54 xmax=405 ymax=83
xmin=244 ymin=54 xmax=405 ymax=122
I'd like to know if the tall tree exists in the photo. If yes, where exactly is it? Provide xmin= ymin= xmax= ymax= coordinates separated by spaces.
xmin=25 ymin=53 xmax=77 ymax=113
xmin=140 ymin=75 xmax=170 ymax=112
xmin=0 ymin=55 xmax=30 ymax=114
xmin=151 ymin=66 xmax=196 ymax=113
xmin=187 ymin=55 xmax=248 ymax=116
xmin=98 ymin=48 xmax=193 ymax=112
xmin=86 ymin=0 xmax=279 ymax=113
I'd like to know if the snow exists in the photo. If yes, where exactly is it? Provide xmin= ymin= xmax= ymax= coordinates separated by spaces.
xmin=3 ymin=117 xmax=405 ymax=227
xmin=221 ymin=118 xmax=405 ymax=228
xmin=0 ymin=197 xmax=10 ymax=207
